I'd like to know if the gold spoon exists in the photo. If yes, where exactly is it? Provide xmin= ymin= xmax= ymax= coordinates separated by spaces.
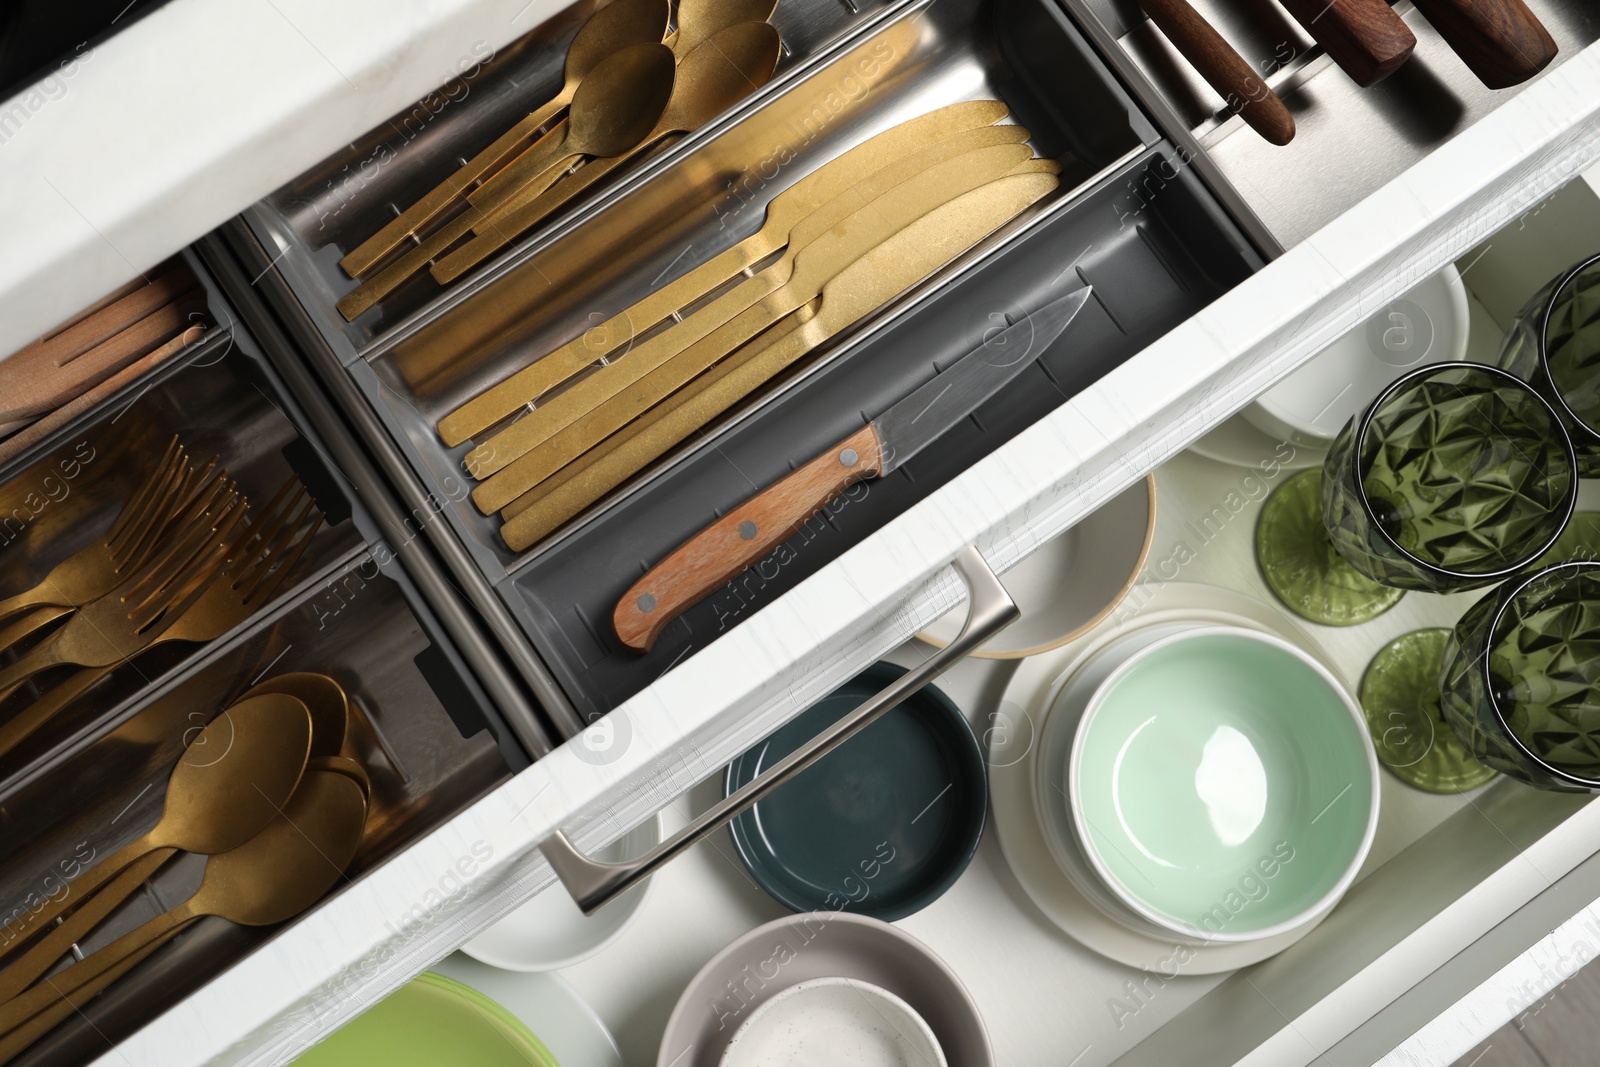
xmin=336 ymin=42 xmax=678 ymax=321
xmin=0 ymin=771 xmax=367 ymax=1051
xmin=435 ymin=101 xmax=1015 ymax=446
xmin=669 ymin=0 xmax=779 ymax=53
xmin=338 ymin=0 xmax=671 ymax=279
xmin=498 ymin=170 xmax=1060 ymax=550
xmin=0 ymin=694 xmax=312 ymax=997
xmin=468 ymin=141 xmax=1034 ymax=512
xmin=430 ymin=21 xmax=782 ymax=286
xmin=242 ymin=671 xmax=348 ymax=758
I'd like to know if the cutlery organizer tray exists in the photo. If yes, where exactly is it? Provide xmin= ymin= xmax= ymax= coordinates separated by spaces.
xmin=0 ymin=255 xmax=537 ymax=1064
xmin=245 ymin=0 xmax=906 ymax=351
xmin=0 ymin=547 xmax=514 ymax=1067
xmin=231 ymin=0 xmax=1263 ymax=724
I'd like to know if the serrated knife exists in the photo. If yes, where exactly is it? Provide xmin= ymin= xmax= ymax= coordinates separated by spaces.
xmin=613 ymin=284 xmax=1094 ymax=653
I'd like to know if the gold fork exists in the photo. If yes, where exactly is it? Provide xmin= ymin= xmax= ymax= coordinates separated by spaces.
xmin=0 ymin=488 xmax=249 ymax=706
xmin=0 ymin=465 xmax=241 ymax=658
xmin=0 ymin=437 xmax=195 ymax=623
xmin=0 ymin=479 xmax=320 ymax=760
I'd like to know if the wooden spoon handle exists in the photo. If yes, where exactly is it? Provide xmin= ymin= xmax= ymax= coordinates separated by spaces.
xmin=1407 ymin=0 xmax=1556 ymax=88
xmin=613 ymin=424 xmax=884 ymax=652
xmin=1138 ymin=0 xmax=1296 ymax=145
xmin=0 ymin=933 xmax=168 ymax=1063
xmin=1275 ymin=0 xmax=1416 ymax=85
xmin=0 ymin=849 xmax=172 ymax=1006
xmin=339 ymin=93 xmax=572 ymax=278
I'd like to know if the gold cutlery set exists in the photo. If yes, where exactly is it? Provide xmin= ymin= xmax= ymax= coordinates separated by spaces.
xmin=335 ymin=0 xmax=783 ymax=320
xmin=434 ymin=100 xmax=1060 ymax=552
xmin=0 ymin=674 xmax=370 ymax=1063
xmin=0 ymin=260 xmax=208 ymax=464
xmin=0 ymin=437 xmax=323 ymax=763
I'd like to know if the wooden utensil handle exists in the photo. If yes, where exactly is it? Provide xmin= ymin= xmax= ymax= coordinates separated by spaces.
xmin=0 ymin=849 xmax=172 ymax=1005
xmin=1275 ymin=0 xmax=1415 ymax=85
xmin=1138 ymin=0 xmax=1296 ymax=144
xmin=0 ymin=933 xmax=166 ymax=1062
xmin=614 ymin=425 xmax=884 ymax=653
xmin=1407 ymin=0 xmax=1556 ymax=88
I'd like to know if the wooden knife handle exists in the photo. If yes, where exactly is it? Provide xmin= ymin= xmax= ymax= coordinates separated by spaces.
xmin=613 ymin=425 xmax=884 ymax=653
xmin=1276 ymin=0 xmax=1416 ymax=85
xmin=1408 ymin=0 xmax=1556 ymax=88
xmin=1138 ymin=0 xmax=1295 ymax=145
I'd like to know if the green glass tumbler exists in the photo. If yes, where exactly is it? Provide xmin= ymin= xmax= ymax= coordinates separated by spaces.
xmin=1322 ymin=362 xmax=1577 ymax=593
xmin=1440 ymin=561 xmax=1600 ymax=791
xmin=1499 ymin=253 xmax=1600 ymax=476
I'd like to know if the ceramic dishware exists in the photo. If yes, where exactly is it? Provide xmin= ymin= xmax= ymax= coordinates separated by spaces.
xmin=658 ymin=912 xmax=991 ymax=1067
xmin=724 ymin=663 xmax=986 ymax=922
xmin=1243 ymin=266 xmax=1468 ymax=447
xmin=294 ymin=971 xmax=559 ymax=1066
xmin=720 ymin=977 xmax=946 ymax=1067
xmin=431 ymin=955 xmax=625 ymax=1067
xmin=1068 ymin=626 xmax=1378 ymax=944
xmin=918 ymin=475 xmax=1156 ymax=657
xmin=462 ymin=812 xmax=664 ymax=970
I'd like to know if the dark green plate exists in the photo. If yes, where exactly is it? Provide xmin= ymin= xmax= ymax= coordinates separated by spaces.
xmin=724 ymin=663 xmax=986 ymax=922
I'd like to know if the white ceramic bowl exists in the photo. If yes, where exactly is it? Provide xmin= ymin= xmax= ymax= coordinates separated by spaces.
xmin=1065 ymin=626 xmax=1379 ymax=944
xmin=462 ymin=813 xmax=663 ymax=971
xmin=917 ymin=475 xmax=1156 ymax=658
xmin=720 ymin=977 xmax=946 ymax=1067
xmin=1242 ymin=266 xmax=1469 ymax=446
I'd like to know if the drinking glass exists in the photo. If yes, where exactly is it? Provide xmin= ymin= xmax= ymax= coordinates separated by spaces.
xmin=1499 ymin=252 xmax=1600 ymax=476
xmin=1322 ymin=362 xmax=1577 ymax=593
xmin=1440 ymin=561 xmax=1600 ymax=791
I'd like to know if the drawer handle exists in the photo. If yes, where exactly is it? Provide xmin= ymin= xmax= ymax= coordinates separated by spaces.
xmin=540 ymin=544 xmax=1018 ymax=914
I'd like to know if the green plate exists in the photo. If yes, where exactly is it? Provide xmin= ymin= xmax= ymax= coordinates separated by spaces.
xmin=295 ymin=971 xmax=559 ymax=1066
xmin=724 ymin=662 xmax=986 ymax=922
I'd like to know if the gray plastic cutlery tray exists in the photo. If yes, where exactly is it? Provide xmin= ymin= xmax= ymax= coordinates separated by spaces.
xmin=228 ymin=0 xmax=1265 ymax=724
xmin=0 ymin=256 xmax=531 ymax=1065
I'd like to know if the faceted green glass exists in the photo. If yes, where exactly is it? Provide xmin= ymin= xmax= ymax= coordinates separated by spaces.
xmin=1359 ymin=628 xmax=1496 ymax=793
xmin=1323 ymin=363 xmax=1576 ymax=593
xmin=1256 ymin=468 xmax=1404 ymax=626
xmin=1500 ymin=254 xmax=1600 ymax=476
xmin=1440 ymin=562 xmax=1600 ymax=791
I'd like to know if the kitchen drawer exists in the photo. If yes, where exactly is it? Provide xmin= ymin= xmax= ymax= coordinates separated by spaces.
xmin=0 ymin=0 xmax=1594 ymax=1064
xmin=0 ymin=249 xmax=554 ymax=1063
xmin=233 ymin=0 xmax=1263 ymax=726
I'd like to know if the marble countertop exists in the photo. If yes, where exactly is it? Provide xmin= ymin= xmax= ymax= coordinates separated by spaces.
xmin=0 ymin=0 xmax=564 ymax=358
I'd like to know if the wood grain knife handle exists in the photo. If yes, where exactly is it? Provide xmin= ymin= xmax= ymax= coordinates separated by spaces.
xmin=1138 ymin=0 xmax=1296 ymax=145
xmin=1275 ymin=0 xmax=1416 ymax=85
xmin=1407 ymin=0 xmax=1556 ymax=88
xmin=614 ymin=425 xmax=883 ymax=653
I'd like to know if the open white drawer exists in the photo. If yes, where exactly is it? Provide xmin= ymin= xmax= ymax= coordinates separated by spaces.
xmin=73 ymin=25 xmax=1600 ymax=1067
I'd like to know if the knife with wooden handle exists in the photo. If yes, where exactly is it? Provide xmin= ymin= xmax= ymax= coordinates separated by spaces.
xmin=612 ymin=286 xmax=1095 ymax=653
xmin=1275 ymin=0 xmax=1416 ymax=86
xmin=1139 ymin=0 xmax=1295 ymax=145
xmin=1408 ymin=0 xmax=1556 ymax=89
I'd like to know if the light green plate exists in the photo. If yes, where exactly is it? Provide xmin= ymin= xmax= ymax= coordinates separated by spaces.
xmin=295 ymin=971 xmax=560 ymax=1066
xmin=1072 ymin=629 xmax=1376 ymax=940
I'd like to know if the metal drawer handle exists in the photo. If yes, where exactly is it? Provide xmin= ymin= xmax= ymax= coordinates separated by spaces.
xmin=540 ymin=545 xmax=1019 ymax=914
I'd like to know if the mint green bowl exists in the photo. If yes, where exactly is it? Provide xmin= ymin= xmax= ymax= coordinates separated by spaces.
xmin=1068 ymin=627 xmax=1378 ymax=943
